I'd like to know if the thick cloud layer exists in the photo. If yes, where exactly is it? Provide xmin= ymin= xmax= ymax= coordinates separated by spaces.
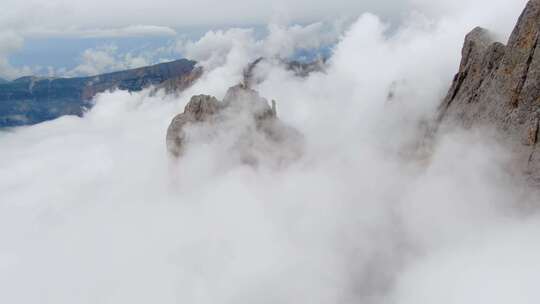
xmin=1 ymin=1 xmax=539 ymax=303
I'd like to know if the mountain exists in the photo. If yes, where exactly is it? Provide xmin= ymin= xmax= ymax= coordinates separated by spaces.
xmin=166 ymin=84 xmax=303 ymax=166
xmin=0 ymin=59 xmax=199 ymax=127
xmin=0 ymin=56 xmax=323 ymax=128
xmin=438 ymin=0 xmax=540 ymax=185
xmin=166 ymin=55 xmax=304 ymax=163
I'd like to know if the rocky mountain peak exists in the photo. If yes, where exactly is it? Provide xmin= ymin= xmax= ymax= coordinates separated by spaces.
xmin=166 ymin=82 xmax=301 ymax=165
xmin=438 ymin=0 xmax=540 ymax=185
xmin=463 ymin=27 xmax=493 ymax=56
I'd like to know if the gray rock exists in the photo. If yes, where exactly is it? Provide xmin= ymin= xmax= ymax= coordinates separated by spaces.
xmin=166 ymin=95 xmax=221 ymax=157
xmin=240 ymin=57 xmax=326 ymax=89
xmin=438 ymin=0 xmax=540 ymax=185
xmin=166 ymin=84 xmax=302 ymax=165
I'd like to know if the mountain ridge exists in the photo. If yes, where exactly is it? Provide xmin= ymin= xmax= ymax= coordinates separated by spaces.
xmin=438 ymin=0 xmax=540 ymax=185
xmin=0 ymin=57 xmax=324 ymax=128
xmin=0 ymin=59 xmax=198 ymax=127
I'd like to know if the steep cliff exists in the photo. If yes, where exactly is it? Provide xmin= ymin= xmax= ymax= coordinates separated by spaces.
xmin=439 ymin=0 xmax=540 ymax=185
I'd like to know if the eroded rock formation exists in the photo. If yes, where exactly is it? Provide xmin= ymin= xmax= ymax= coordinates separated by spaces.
xmin=166 ymin=84 xmax=302 ymax=166
xmin=438 ymin=0 xmax=540 ymax=185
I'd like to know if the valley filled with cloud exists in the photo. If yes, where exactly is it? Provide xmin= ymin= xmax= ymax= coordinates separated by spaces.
xmin=1 ymin=0 xmax=539 ymax=303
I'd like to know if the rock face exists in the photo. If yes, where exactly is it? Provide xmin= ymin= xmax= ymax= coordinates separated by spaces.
xmin=166 ymin=84 xmax=302 ymax=165
xmin=439 ymin=0 xmax=540 ymax=185
xmin=166 ymin=94 xmax=222 ymax=157
xmin=0 ymin=59 xmax=199 ymax=127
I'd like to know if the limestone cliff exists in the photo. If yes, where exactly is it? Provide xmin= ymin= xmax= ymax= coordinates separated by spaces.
xmin=439 ymin=0 xmax=540 ymax=185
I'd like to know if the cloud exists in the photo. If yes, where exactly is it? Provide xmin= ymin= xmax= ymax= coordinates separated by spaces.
xmin=1 ymin=0 xmax=408 ymax=30
xmin=0 ymin=0 xmax=523 ymax=79
xmin=0 ymin=0 xmax=538 ymax=303
xmin=1 ymin=20 xmax=345 ymax=78
xmin=392 ymin=219 xmax=540 ymax=304
xmin=0 ymin=31 xmax=33 ymax=79
xmin=61 ymin=45 xmax=152 ymax=76
xmin=176 ymin=21 xmax=345 ymax=71
xmin=51 ymin=43 xmax=180 ymax=77
xmin=176 ymin=28 xmax=258 ymax=69
xmin=408 ymin=0 xmax=529 ymax=41
xmin=263 ymin=21 xmax=344 ymax=57
xmin=24 ymin=25 xmax=177 ymax=39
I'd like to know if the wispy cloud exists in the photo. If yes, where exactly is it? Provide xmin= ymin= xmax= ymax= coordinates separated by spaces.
xmin=23 ymin=25 xmax=177 ymax=39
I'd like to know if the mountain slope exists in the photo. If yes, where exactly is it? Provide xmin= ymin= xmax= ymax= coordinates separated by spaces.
xmin=438 ymin=0 xmax=540 ymax=185
xmin=0 ymin=59 xmax=198 ymax=127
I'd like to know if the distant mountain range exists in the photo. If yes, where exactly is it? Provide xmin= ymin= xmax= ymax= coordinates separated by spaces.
xmin=0 ymin=59 xmax=198 ymax=127
xmin=0 ymin=57 xmax=323 ymax=128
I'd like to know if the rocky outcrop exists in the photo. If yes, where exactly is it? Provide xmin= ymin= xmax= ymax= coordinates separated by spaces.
xmin=438 ymin=0 xmax=540 ymax=185
xmin=166 ymin=94 xmax=222 ymax=157
xmin=0 ymin=59 xmax=199 ymax=127
xmin=166 ymin=84 xmax=302 ymax=165
xmin=285 ymin=58 xmax=326 ymax=77
xmin=239 ymin=57 xmax=326 ymax=89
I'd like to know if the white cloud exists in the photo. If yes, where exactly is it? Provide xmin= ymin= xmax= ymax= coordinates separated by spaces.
xmin=0 ymin=0 xmax=408 ymax=30
xmin=0 ymin=0 xmax=525 ymax=79
xmin=1 ymin=20 xmax=344 ymax=78
xmin=408 ymin=0 xmax=529 ymax=41
xmin=176 ymin=28 xmax=258 ymax=69
xmin=392 ymin=220 xmax=540 ymax=304
xmin=1 ymin=1 xmax=539 ymax=303
xmin=176 ymin=21 xmax=345 ymax=71
xmin=0 ymin=31 xmax=33 ymax=79
xmin=24 ymin=25 xmax=177 ymax=39
xmin=59 ymin=44 xmax=160 ymax=77
xmin=263 ymin=21 xmax=344 ymax=58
